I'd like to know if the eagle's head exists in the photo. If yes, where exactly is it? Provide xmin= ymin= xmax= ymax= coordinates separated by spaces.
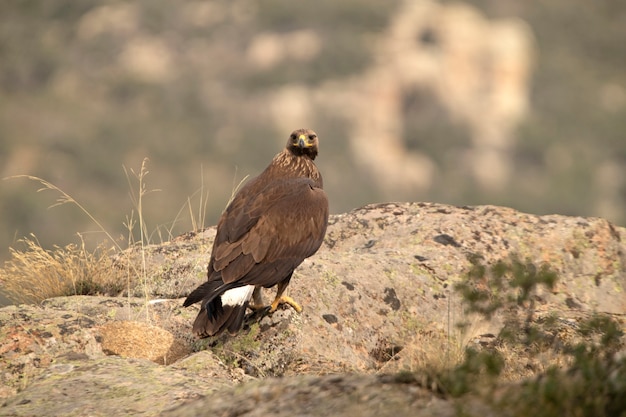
xmin=286 ymin=128 xmax=319 ymax=160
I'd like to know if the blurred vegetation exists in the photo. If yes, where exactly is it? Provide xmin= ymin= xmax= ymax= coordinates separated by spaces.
xmin=442 ymin=255 xmax=625 ymax=416
xmin=0 ymin=0 xmax=625 ymax=275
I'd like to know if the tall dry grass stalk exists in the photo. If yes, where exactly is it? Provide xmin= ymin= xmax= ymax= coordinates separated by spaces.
xmin=188 ymin=164 xmax=210 ymax=232
xmin=159 ymin=164 xmax=212 ymax=240
xmin=227 ymin=168 xmax=249 ymax=209
xmin=123 ymin=158 xmax=160 ymax=319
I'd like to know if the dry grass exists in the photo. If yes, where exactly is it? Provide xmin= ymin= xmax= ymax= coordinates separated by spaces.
xmin=1 ymin=164 xmax=149 ymax=306
xmin=0 ymin=235 xmax=125 ymax=304
xmin=373 ymin=327 xmax=464 ymax=375
xmin=1 ymin=158 xmax=210 ymax=307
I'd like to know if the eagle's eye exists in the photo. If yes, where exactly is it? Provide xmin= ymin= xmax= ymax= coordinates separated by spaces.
xmin=308 ymin=134 xmax=316 ymax=141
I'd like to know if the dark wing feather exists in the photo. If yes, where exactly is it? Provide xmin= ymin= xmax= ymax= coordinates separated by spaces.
xmin=216 ymin=175 xmax=267 ymax=245
xmin=257 ymin=182 xmax=328 ymax=262
xmin=210 ymin=177 xmax=328 ymax=288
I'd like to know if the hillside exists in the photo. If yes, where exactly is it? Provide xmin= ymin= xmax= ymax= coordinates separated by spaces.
xmin=1 ymin=0 xmax=625 ymax=264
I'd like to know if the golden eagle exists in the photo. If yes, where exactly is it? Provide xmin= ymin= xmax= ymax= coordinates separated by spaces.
xmin=184 ymin=129 xmax=329 ymax=337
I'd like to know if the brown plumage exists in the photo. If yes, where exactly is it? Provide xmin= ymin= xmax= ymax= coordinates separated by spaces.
xmin=184 ymin=128 xmax=329 ymax=337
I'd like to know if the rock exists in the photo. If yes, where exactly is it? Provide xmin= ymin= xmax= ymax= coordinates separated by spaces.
xmin=100 ymin=321 xmax=190 ymax=365
xmin=1 ymin=202 xmax=625 ymax=416
xmin=3 ymin=356 xmax=228 ymax=416
xmin=161 ymin=373 xmax=496 ymax=417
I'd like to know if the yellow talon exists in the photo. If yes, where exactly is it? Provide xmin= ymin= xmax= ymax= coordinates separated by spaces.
xmin=269 ymin=295 xmax=303 ymax=313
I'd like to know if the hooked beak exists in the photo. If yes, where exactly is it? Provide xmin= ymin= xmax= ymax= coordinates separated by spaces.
xmin=298 ymin=134 xmax=307 ymax=148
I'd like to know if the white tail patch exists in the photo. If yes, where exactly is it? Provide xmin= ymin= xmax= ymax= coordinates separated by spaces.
xmin=221 ymin=285 xmax=254 ymax=307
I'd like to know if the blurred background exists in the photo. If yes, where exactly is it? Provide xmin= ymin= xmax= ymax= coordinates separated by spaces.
xmin=1 ymin=0 xmax=625 ymax=265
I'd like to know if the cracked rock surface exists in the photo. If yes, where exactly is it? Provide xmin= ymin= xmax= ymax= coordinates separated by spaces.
xmin=1 ymin=202 xmax=625 ymax=416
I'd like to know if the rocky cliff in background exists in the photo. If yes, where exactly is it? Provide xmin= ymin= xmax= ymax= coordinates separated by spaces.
xmin=1 ymin=202 xmax=624 ymax=416
xmin=265 ymin=1 xmax=534 ymax=194
xmin=2 ymin=0 xmax=625 ymax=263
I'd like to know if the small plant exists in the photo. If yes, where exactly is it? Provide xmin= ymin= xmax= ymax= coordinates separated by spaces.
xmin=435 ymin=253 xmax=625 ymax=416
xmin=208 ymin=323 xmax=264 ymax=376
xmin=506 ymin=313 xmax=625 ymax=417
xmin=438 ymin=346 xmax=505 ymax=397
xmin=454 ymin=253 xmax=560 ymax=358
xmin=455 ymin=253 xmax=557 ymax=322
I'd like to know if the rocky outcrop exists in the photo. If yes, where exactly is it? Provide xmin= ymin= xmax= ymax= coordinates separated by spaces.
xmin=1 ymin=202 xmax=625 ymax=416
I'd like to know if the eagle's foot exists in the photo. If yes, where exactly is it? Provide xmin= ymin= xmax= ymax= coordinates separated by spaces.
xmin=269 ymin=295 xmax=302 ymax=313
xmin=244 ymin=305 xmax=271 ymax=325
xmin=243 ymin=295 xmax=302 ymax=327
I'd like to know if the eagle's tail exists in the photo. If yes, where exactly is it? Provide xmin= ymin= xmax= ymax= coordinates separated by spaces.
xmin=188 ymin=284 xmax=255 ymax=337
